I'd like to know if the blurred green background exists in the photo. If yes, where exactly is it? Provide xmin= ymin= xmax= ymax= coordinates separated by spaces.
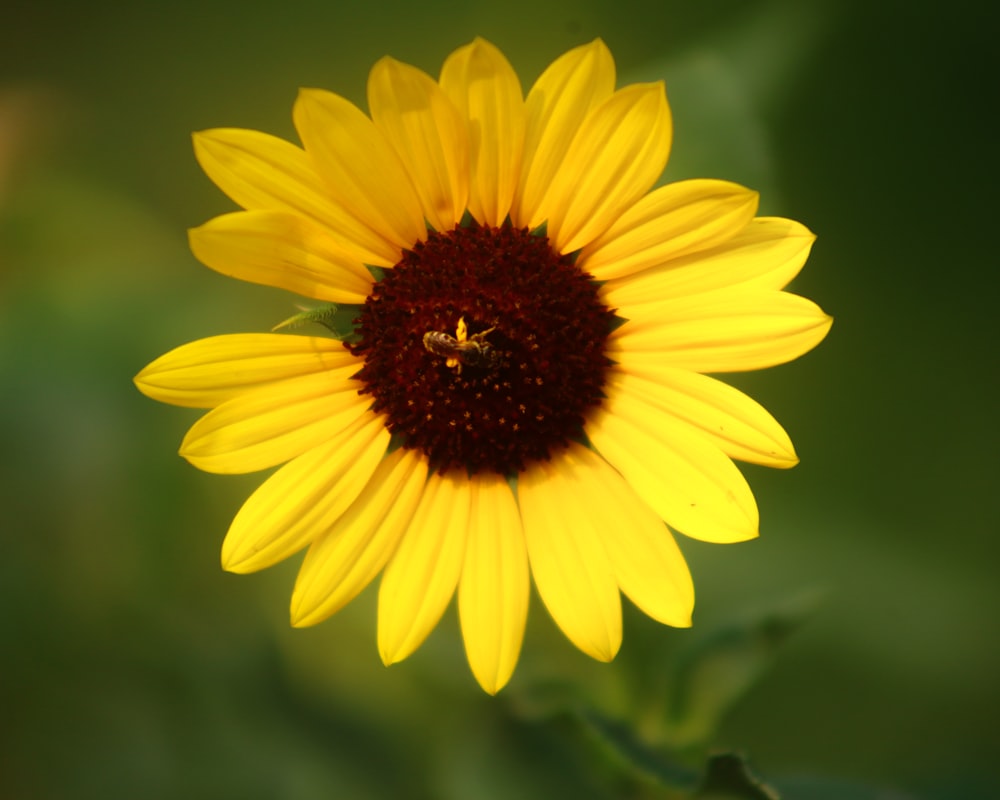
xmin=1 ymin=0 xmax=996 ymax=798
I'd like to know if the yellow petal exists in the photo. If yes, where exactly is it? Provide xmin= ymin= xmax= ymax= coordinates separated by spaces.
xmin=291 ymin=447 xmax=429 ymax=626
xmin=439 ymin=38 xmax=525 ymax=226
xmin=512 ymin=39 xmax=616 ymax=229
xmin=542 ymin=82 xmax=672 ymax=254
xmin=601 ymin=216 xmax=816 ymax=302
xmin=378 ymin=469 xmax=470 ymax=665
xmin=579 ymin=180 xmax=759 ymax=281
xmin=179 ymin=368 xmax=371 ymax=474
xmin=458 ymin=473 xmax=529 ymax=694
xmin=221 ymin=411 xmax=390 ymax=573
xmin=134 ymin=334 xmax=354 ymax=408
xmin=189 ymin=210 xmax=373 ymax=303
xmin=587 ymin=393 xmax=759 ymax=543
xmin=562 ymin=445 xmax=694 ymax=627
xmin=192 ymin=128 xmax=400 ymax=267
xmin=293 ymin=88 xmax=427 ymax=252
xmin=368 ymin=57 xmax=469 ymax=232
xmin=610 ymin=289 xmax=833 ymax=373
xmin=518 ymin=444 xmax=622 ymax=661
xmin=606 ymin=367 xmax=798 ymax=468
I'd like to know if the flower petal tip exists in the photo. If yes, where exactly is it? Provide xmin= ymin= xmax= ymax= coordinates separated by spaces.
xmin=776 ymin=454 xmax=800 ymax=470
xmin=378 ymin=646 xmax=401 ymax=668
xmin=288 ymin=600 xmax=319 ymax=629
xmin=574 ymin=635 xmax=621 ymax=663
xmin=591 ymin=643 xmax=620 ymax=663
xmin=738 ymin=526 xmax=760 ymax=543
xmin=220 ymin=549 xmax=251 ymax=574
xmin=293 ymin=87 xmax=331 ymax=118
xmin=811 ymin=312 xmax=835 ymax=348
xmin=176 ymin=440 xmax=206 ymax=470
xmin=191 ymin=128 xmax=233 ymax=159
xmin=220 ymin=532 xmax=275 ymax=575
xmin=132 ymin=372 xmax=151 ymax=396
xmin=466 ymin=656 xmax=518 ymax=695
xmin=467 ymin=665 xmax=508 ymax=695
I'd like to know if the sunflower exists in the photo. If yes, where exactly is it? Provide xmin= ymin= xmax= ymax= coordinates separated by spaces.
xmin=135 ymin=38 xmax=831 ymax=694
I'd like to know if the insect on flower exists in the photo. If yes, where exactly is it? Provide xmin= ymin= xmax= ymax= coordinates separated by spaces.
xmin=423 ymin=316 xmax=500 ymax=373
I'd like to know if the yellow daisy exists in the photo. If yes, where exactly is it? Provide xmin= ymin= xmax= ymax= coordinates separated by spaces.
xmin=135 ymin=39 xmax=831 ymax=694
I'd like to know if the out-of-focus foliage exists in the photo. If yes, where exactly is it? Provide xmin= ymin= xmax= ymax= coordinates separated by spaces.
xmin=1 ymin=1 xmax=996 ymax=798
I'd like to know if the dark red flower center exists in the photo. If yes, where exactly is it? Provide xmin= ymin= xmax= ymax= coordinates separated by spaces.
xmin=348 ymin=222 xmax=613 ymax=475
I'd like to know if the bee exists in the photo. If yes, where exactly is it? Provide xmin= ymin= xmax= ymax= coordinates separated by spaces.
xmin=423 ymin=316 xmax=500 ymax=373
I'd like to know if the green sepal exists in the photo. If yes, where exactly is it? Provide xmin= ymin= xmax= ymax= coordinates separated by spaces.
xmin=271 ymin=303 xmax=362 ymax=342
xmin=384 ymin=431 xmax=408 ymax=455
xmin=607 ymin=313 xmax=627 ymax=333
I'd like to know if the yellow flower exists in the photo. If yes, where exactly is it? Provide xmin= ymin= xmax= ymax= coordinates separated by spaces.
xmin=135 ymin=39 xmax=831 ymax=694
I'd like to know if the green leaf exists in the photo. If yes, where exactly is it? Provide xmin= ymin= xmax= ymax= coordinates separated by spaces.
xmin=576 ymin=706 xmax=700 ymax=791
xmin=694 ymin=753 xmax=780 ymax=800
xmin=510 ymin=683 xmax=700 ymax=791
xmin=663 ymin=590 xmax=823 ymax=747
